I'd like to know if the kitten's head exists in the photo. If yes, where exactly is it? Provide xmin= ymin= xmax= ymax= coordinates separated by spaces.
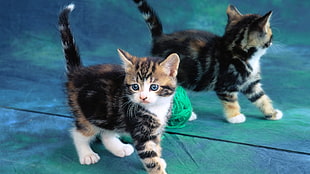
xmin=225 ymin=5 xmax=273 ymax=50
xmin=117 ymin=49 xmax=180 ymax=106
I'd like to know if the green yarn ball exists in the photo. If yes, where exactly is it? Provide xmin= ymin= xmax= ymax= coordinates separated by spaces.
xmin=167 ymin=86 xmax=193 ymax=129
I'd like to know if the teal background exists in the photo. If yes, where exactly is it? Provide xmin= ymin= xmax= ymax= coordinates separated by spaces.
xmin=1 ymin=0 xmax=309 ymax=173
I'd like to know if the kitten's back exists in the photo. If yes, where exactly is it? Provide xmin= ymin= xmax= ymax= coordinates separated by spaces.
xmin=152 ymin=30 xmax=219 ymax=58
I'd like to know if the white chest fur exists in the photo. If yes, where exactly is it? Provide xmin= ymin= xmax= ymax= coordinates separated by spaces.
xmin=248 ymin=48 xmax=267 ymax=75
xmin=144 ymin=96 xmax=173 ymax=125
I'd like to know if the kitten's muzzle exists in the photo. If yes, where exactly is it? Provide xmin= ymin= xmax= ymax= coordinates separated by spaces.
xmin=264 ymin=41 xmax=272 ymax=48
xmin=139 ymin=93 xmax=150 ymax=104
xmin=264 ymin=35 xmax=273 ymax=48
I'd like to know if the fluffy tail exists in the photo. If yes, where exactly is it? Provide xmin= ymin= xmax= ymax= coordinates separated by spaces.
xmin=58 ymin=4 xmax=82 ymax=73
xmin=132 ymin=0 xmax=163 ymax=38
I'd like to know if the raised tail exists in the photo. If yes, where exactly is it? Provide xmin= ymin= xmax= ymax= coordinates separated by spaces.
xmin=132 ymin=0 xmax=163 ymax=38
xmin=58 ymin=4 xmax=82 ymax=73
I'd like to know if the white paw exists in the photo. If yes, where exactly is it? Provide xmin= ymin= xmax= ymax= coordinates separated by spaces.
xmin=274 ymin=109 xmax=283 ymax=120
xmin=188 ymin=111 xmax=197 ymax=121
xmin=80 ymin=153 xmax=100 ymax=165
xmin=159 ymin=158 xmax=167 ymax=170
xmin=111 ymin=144 xmax=134 ymax=158
xmin=267 ymin=109 xmax=283 ymax=120
xmin=227 ymin=114 xmax=246 ymax=124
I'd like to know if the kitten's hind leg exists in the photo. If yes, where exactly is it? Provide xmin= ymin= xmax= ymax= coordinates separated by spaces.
xmin=71 ymin=127 xmax=100 ymax=165
xmin=217 ymin=92 xmax=246 ymax=123
xmin=101 ymin=130 xmax=134 ymax=158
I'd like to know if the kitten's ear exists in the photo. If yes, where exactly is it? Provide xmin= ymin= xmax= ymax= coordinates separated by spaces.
xmin=226 ymin=5 xmax=242 ymax=22
xmin=117 ymin=49 xmax=134 ymax=67
xmin=257 ymin=11 xmax=272 ymax=32
xmin=160 ymin=53 xmax=180 ymax=77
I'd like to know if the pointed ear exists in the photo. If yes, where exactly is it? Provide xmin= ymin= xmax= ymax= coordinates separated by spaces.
xmin=160 ymin=53 xmax=180 ymax=77
xmin=226 ymin=5 xmax=242 ymax=22
xmin=257 ymin=11 xmax=272 ymax=32
xmin=117 ymin=49 xmax=134 ymax=68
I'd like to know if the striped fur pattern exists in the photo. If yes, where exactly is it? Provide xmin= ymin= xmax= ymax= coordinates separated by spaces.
xmin=132 ymin=0 xmax=283 ymax=123
xmin=59 ymin=4 xmax=180 ymax=174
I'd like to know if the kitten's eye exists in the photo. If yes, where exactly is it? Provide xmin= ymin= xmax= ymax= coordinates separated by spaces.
xmin=131 ymin=84 xmax=140 ymax=91
xmin=150 ymin=84 xmax=159 ymax=91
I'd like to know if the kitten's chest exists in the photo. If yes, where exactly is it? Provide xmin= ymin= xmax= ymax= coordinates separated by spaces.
xmin=144 ymin=98 xmax=172 ymax=126
xmin=238 ymin=48 xmax=266 ymax=90
xmin=247 ymin=48 xmax=266 ymax=75
xmin=147 ymin=104 xmax=169 ymax=125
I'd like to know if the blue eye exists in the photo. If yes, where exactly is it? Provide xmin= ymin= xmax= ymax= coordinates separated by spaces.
xmin=150 ymin=84 xmax=159 ymax=91
xmin=131 ymin=84 xmax=139 ymax=91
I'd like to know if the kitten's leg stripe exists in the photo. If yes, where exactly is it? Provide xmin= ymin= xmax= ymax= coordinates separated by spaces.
xmin=71 ymin=128 xmax=100 ymax=165
xmin=242 ymin=80 xmax=261 ymax=94
xmin=248 ymin=91 xmax=265 ymax=102
xmin=134 ymin=138 xmax=166 ymax=174
xmin=242 ymin=81 xmax=262 ymax=94
xmin=143 ymin=157 xmax=167 ymax=174
xmin=101 ymin=131 xmax=134 ymax=158
xmin=253 ymin=95 xmax=274 ymax=115
xmin=217 ymin=92 xmax=238 ymax=102
xmin=135 ymin=144 xmax=145 ymax=151
xmin=243 ymin=81 xmax=265 ymax=102
xmin=243 ymin=83 xmax=283 ymax=120
xmin=145 ymin=163 xmax=156 ymax=169
xmin=138 ymin=151 xmax=158 ymax=159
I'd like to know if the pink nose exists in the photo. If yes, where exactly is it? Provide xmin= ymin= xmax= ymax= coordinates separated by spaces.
xmin=140 ymin=93 xmax=147 ymax=100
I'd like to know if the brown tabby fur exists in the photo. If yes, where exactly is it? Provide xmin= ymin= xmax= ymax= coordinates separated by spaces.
xmin=59 ymin=4 xmax=180 ymax=174
xmin=132 ymin=0 xmax=283 ymax=123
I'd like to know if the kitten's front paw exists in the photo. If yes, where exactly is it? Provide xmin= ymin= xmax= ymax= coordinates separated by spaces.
xmin=159 ymin=158 xmax=167 ymax=170
xmin=112 ymin=144 xmax=134 ymax=158
xmin=80 ymin=153 xmax=100 ymax=165
xmin=266 ymin=109 xmax=283 ymax=120
xmin=148 ymin=158 xmax=167 ymax=174
xmin=188 ymin=111 xmax=197 ymax=121
xmin=227 ymin=114 xmax=246 ymax=124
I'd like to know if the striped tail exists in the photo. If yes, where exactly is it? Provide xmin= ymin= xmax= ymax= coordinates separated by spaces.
xmin=132 ymin=0 xmax=163 ymax=38
xmin=58 ymin=4 xmax=82 ymax=74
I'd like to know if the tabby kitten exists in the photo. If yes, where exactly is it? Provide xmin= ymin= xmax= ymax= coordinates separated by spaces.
xmin=59 ymin=4 xmax=180 ymax=174
xmin=132 ymin=0 xmax=283 ymax=123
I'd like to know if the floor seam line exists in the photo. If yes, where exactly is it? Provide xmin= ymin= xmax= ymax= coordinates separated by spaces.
xmin=2 ymin=106 xmax=309 ymax=156
xmin=0 ymin=106 xmax=72 ymax=119
xmin=166 ymin=131 xmax=310 ymax=156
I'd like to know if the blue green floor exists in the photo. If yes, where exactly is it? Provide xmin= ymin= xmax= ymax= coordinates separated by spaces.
xmin=1 ymin=106 xmax=310 ymax=174
xmin=1 ymin=0 xmax=310 ymax=173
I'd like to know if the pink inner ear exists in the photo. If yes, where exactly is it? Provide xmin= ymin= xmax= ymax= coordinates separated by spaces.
xmin=227 ymin=5 xmax=242 ymax=22
xmin=169 ymin=69 xmax=176 ymax=77
xmin=264 ymin=24 xmax=269 ymax=33
xmin=162 ymin=54 xmax=180 ymax=77
xmin=259 ymin=11 xmax=272 ymax=31
xmin=163 ymin=65 xmax=176 ymax=77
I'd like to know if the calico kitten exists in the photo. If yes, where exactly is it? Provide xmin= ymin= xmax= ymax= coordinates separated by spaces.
xmin=132 ymin=0 xmax=283 ymax=123
xmin=59 ymin=4 xmax=180 ymax=174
